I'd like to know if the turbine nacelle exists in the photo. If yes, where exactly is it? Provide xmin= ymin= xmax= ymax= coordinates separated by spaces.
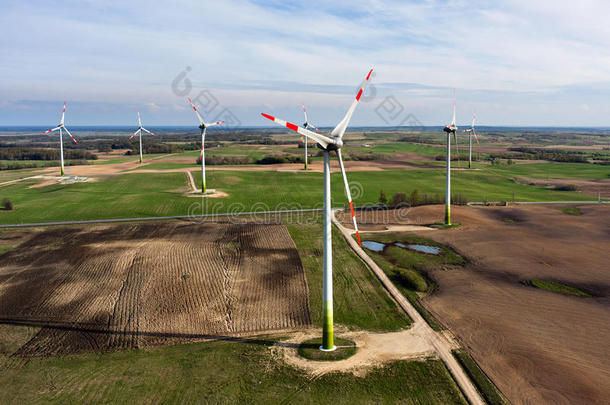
xmin=316 ymin=139 xmax=343 ymax=152
xmin=444 ymin=125 xmax=457 ymax=133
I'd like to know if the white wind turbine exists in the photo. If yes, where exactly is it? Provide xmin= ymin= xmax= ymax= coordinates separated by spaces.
xmin=262 ymin=69 xmax=372 ymax=351
xmin=301 ymin=103 xmax=319 ymax=170
xmin=129 ymin=111 xmax=156 ymax=164
xmin=462 ymin=112 xmax=480 ymax=169
xmin=187 ymin=98 xmax=225 ymax=193
xmin=442 ymin=96 xmax=458 ymax=225
xmin=43 ymin=102 xmax=78 ymax=176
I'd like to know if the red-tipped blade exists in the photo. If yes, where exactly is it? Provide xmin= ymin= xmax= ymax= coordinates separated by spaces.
xmin=337 ymin=150 xmax=362 ymax=246
xmin=261 ymin=113 xmax=334 ymax=149
xmin=63 ymin=127 xmax=78 ymax=144
xmin=331 ymin=68 xmax=374 ymax=139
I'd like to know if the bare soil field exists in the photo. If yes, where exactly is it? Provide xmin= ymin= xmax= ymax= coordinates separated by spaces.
xmin=347 ymin=204 xmax=610 ymax=404
xmin=517 ymin=177 xmax=610 ymax=199
xmin=0 ymin=222 xmax=311 ymax=356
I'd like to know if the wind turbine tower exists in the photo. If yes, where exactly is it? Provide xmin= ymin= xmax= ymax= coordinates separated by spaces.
xmin=262 ymin=69 xmax=372 ymax=351
xmin=129 ymin=111 xmax=156 ymax=164
xmin=187 ymin=98 xmax=225 ymax=193
xmin=442 ymin=96 xmax=458 ymax=225
xmin=43 ymin=102 xmax=78 ymax=176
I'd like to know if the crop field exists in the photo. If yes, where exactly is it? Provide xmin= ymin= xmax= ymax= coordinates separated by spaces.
xmin=351 ymin=204 xmax=610 ymax=404
xmin=0 ymin=221 xmax=311 ymax=356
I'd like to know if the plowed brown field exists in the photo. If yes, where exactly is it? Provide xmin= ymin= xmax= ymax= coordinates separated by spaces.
xmin=0 ymin=222 xmax=311 ymax=356
xmin=343 ymin=204 xmax=610 ymax=404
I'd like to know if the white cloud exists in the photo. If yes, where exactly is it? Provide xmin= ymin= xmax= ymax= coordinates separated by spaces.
xmin=0 ymin=0 xmax=609 ymax=125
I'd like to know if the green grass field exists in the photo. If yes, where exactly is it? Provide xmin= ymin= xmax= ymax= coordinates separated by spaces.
xmin=0 ymin=334 xmax=467 ymax=404
xmin=0 ymin=163 xmax=599 ymax=224
xmin=288 ymin=220 xmax=411 ymax=332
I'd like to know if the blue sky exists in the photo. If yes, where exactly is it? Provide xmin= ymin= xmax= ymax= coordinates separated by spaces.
xmin=1 ymin=0 xmax=609 ymax=127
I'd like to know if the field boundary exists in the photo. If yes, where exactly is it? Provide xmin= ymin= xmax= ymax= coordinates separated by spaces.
xmin=0 ymin=208 xmax=324 ymax=228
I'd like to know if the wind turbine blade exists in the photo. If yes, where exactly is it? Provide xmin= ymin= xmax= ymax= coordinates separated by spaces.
xmin=60 ymin=102 xmax=66 ymax=125
xmin=473 ymin=129 xmax=480 ymax=146
xmin=63 ymin=127 xmax=78 ymax=144
xmin=187 ymin=98 xmax=206 ymax=126
xmin=472 ymin=111 xmax=476 ymax=128
xmin=141 ymin=127 xmax=156 ymax=136
xmin=302 ymin=103 xmax=309 ymax=125
xmin=129 ymin=129 xmax=140 ymax=140
xmin=138 ymin=111 xmax=142 ymax=127
xmin=261 ymin=113 xmax=334 ymax=149
xmin=331 ymin=69 xmax=373 ymax=139
xmin=451 ymin=97 xmax=456 ymax=127
xmin=43 ymin=127 xmax=61 ymax=134
xmin=453 ymin=132 xmax=459 ymax=165
xmin=337 ymin=150 xmax=361 ymax=246
xmin=205 ymin=121 xmax=224 ymax=127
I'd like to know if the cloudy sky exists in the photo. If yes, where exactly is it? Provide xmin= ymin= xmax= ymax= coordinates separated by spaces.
xmin=1 ymin=0 xmax=609 ymax=127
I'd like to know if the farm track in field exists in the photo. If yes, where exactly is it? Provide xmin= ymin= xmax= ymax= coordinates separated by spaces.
xmin=0 ymin=221 xmax=311 ymax=356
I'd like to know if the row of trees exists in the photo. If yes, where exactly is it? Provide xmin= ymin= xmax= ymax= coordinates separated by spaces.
xmin=378 ymin=189 xmax=468 ymax=208
xmin=0 ymin=148 xmax=97 ymax=161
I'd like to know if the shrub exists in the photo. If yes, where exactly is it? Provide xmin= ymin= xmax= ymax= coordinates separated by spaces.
xmin=2 ymin=198 xmax=13 ymax=211
xmin=378 ymin=190 xmax=388 ymax=206
xmin=389 ymin=192 xmax=408 ymax=208
xmin=409 ymin=189 xmax=420 ymax=206
xmin=554 ymin=184 xmax=578 ymax=192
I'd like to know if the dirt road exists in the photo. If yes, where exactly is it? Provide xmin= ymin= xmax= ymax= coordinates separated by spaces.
xmin=332 ymin=209 xmax=485 ymax=405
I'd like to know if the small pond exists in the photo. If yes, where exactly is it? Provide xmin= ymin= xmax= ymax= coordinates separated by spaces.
xmin=362 ymin=240 xmax=441 ymax=255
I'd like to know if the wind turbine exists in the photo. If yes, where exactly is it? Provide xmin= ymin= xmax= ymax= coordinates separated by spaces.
xmin=187 ymin=98 xmax=225 ymax=193
xmin=42 ymin=102 xmax=78 ymax=176
xmin=262 ymin=69 xmax=372 ymax=351
xmin=462 ymin=112 xmax=480 ymax=169
xmin=129 ymin=111 xmax=156 ymax=164
xmin=442 ymin=96 xmax=458 ymax=225
xmin=301 ymin=103 xmax=319 ymax=170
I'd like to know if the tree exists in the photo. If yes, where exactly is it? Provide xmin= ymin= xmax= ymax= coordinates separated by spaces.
xmin=378 ymin=190 xmax=387 ymax=206
xmin=409 ymin=189 xmax=420 ymax=206
xmin=2 ymin=198 xmax=13 ymax=211
xmin=389 ymin=192 xmax=408 ymax=208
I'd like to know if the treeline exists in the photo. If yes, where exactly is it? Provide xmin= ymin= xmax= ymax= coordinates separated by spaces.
xmin=397 ymin=136 xmax=443 ymax=145
xmin=0 ymin=148 xmax=97 ymax=161
xmin=196 ymin=154 xmax=304 ymax=166
xmin=0 ymin=160 xmax=90 ymax=171
xmin=378 ymin=189 xmax=468 ymax=208
xmin=314 ymin=150 xmax=385 ymax=161
xmin=505 ymin=147 xmax=589 ymax=163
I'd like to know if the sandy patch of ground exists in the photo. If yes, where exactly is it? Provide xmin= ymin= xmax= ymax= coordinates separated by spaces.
xmin=274 ymin=323 xmax=435 ymax=377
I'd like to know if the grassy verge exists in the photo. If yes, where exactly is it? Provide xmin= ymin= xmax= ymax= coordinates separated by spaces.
xmin=287 ymin=219 xmax=412 ymax=332
xmin=557 ymin=206 xmax=582 ymax=215
xmin=452 ymin=349 xmax=510 ymax=405
xmin=0 ymin=246 xmax=12 ymax=257
xmin=0 ymin=337 xmax=467 ymax=404
xmin=521 ymin=280 xmax=592 ymax=297
xmin=358 ymin=233 xmax=467 ymax=331
xmin=298 ymin=337 xmax=356 ymax=361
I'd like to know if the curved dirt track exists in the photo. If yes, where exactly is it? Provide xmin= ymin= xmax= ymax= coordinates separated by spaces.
xmin=346 ymin=204 xmax=610 ymax=404
xmin=0 ymin=222 xmax=311 ymax=356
